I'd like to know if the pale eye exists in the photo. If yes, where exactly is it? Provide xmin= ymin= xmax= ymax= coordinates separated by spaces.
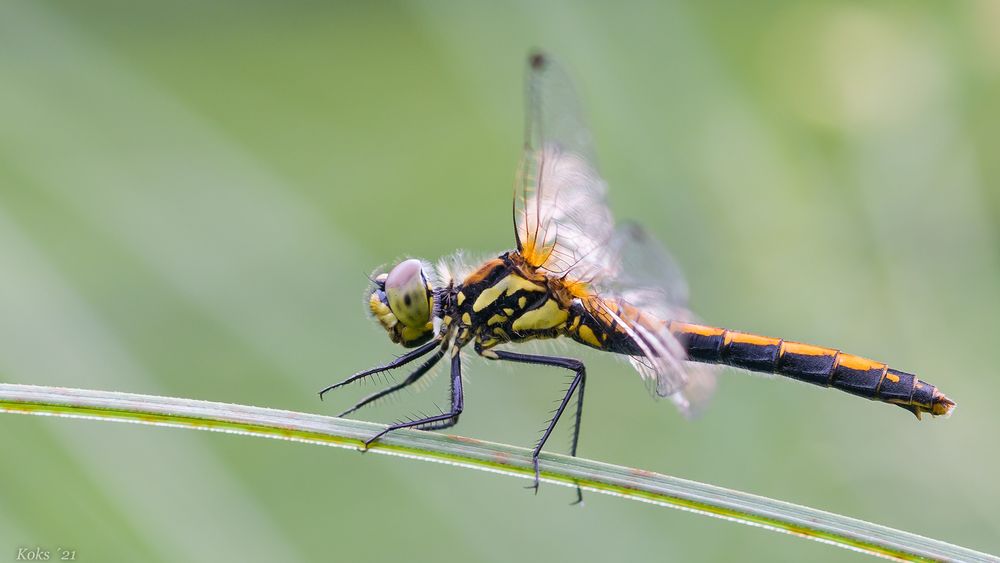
xmin=384 ymin=259 xmax=431 ymax=328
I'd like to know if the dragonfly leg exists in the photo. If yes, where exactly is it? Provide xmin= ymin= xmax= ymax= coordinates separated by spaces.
xmin=478 ymin=345 xmax=586 ymax=503
xmin=338 ymin=347 xmax=446 ymax=417
xmin=569 ymin=363 xmax=587 ymax=505
xmin=318 ymin=338 xmax=441 ymax=399
xmin=363 ymin=349 xmax=464 ymax=447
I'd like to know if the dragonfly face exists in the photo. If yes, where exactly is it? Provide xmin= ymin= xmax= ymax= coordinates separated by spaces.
xmin=323 ymin=52 xmax=955 ymax=500
xmin=368 ymin=258 xmax=436 ymax=348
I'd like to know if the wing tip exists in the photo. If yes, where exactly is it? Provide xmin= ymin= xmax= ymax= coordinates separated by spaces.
xmin=529 ymin=50 xmax=548 ymax=70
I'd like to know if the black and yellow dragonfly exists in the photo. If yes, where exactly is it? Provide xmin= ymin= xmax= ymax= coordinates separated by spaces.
xmin=320 ymin=52 xmax=955 ymax=496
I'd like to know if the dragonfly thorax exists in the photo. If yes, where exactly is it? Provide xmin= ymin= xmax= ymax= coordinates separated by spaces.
xmin=443 ymin=253 xmax=594 ymax=351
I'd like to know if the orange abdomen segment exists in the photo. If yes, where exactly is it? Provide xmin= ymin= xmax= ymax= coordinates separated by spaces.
xmin=668 ymin=322 xmax=955 ymax=418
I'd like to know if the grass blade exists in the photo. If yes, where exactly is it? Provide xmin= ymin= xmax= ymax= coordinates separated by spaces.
xmin=0 ymin=383 xmax=993 ymax=562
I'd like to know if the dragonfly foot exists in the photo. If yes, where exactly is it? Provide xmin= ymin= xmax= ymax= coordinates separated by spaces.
xmin=525 ymin=456 xmax=541 ymax=495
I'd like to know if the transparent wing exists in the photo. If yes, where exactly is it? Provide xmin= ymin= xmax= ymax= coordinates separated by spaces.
xmin=512 ymin=53 xmax=715 ymax=417
xmin=600 ymin=223 xmax=719 ymax=418
xmin=603 ymin=222 xmax=690 ymax=315
xmin=513 ymin=52 xmax=616 ymax=282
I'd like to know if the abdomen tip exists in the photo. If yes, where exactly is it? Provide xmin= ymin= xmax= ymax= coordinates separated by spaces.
xmin=931 ymin=392 xmax=956 ymax=418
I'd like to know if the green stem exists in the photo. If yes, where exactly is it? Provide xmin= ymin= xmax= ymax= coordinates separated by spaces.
xmin=0 ymin=383 xmax=992 ymax=562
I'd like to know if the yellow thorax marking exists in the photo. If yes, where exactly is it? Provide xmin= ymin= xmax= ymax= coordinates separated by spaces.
xmin=512 ymin=299 xmax=569 ymax=331
xmin=487 ymin=314 xmax=508 ymax=326
xmin=577 ymin=325 xmax=601 ymax=347
xmin=473 ymin=274 xmax=545 ymax=313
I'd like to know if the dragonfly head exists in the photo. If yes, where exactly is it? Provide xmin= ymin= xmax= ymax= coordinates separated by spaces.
xmin=368 ymin=258 xmax=436 ymax=348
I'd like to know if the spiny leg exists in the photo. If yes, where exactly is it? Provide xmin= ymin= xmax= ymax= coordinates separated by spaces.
xmin=338 ymin=347 xmax=446 ymax=417
xmin=568 ymin=363 xmax=587 ymax=505
xmin=363 ymin=349 xmax=464 ymax=447
xmin=318 ymin=338 xmax=440 ymax=399
xmin=479 ymin=346 xmax=586 ymax=502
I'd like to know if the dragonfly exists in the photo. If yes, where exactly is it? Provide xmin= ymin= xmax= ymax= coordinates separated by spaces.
xmin=320 ymin=52 xmax=955 ymax=498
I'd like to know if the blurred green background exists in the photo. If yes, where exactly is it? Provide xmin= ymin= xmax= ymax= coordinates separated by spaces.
xmin=1 ymin=1 xmax=998 ymax=561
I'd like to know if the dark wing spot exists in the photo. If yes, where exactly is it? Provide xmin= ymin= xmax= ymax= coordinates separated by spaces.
xmin=529 ymin=51 xmax=547 ymax=70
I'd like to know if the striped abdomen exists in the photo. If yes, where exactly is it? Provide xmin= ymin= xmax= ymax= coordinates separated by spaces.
xmin=670 ymin=322 xmax=955 ymax=419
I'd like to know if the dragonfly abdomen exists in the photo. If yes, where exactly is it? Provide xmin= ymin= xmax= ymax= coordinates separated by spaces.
xmin=669 ymin=322 xmax=955 ymax=419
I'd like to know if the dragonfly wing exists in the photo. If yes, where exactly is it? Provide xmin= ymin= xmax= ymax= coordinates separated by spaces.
xmin=512 ymin=53 xmax=715 ymax=417
xmin=514 ymin=53 xmax=615 ymax=281
xmin=602 ymin=223 xmax=719 ymax=418
xmin=604 ymin=222 xmax=690 ymax=319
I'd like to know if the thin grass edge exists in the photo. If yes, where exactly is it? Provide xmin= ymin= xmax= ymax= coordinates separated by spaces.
xmin=0 ymin=383 xmax=994 ymax=563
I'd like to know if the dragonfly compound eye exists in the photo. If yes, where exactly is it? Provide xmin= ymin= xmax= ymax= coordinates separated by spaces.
xmin=384 ymin=259 xmax=433 ymax=329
